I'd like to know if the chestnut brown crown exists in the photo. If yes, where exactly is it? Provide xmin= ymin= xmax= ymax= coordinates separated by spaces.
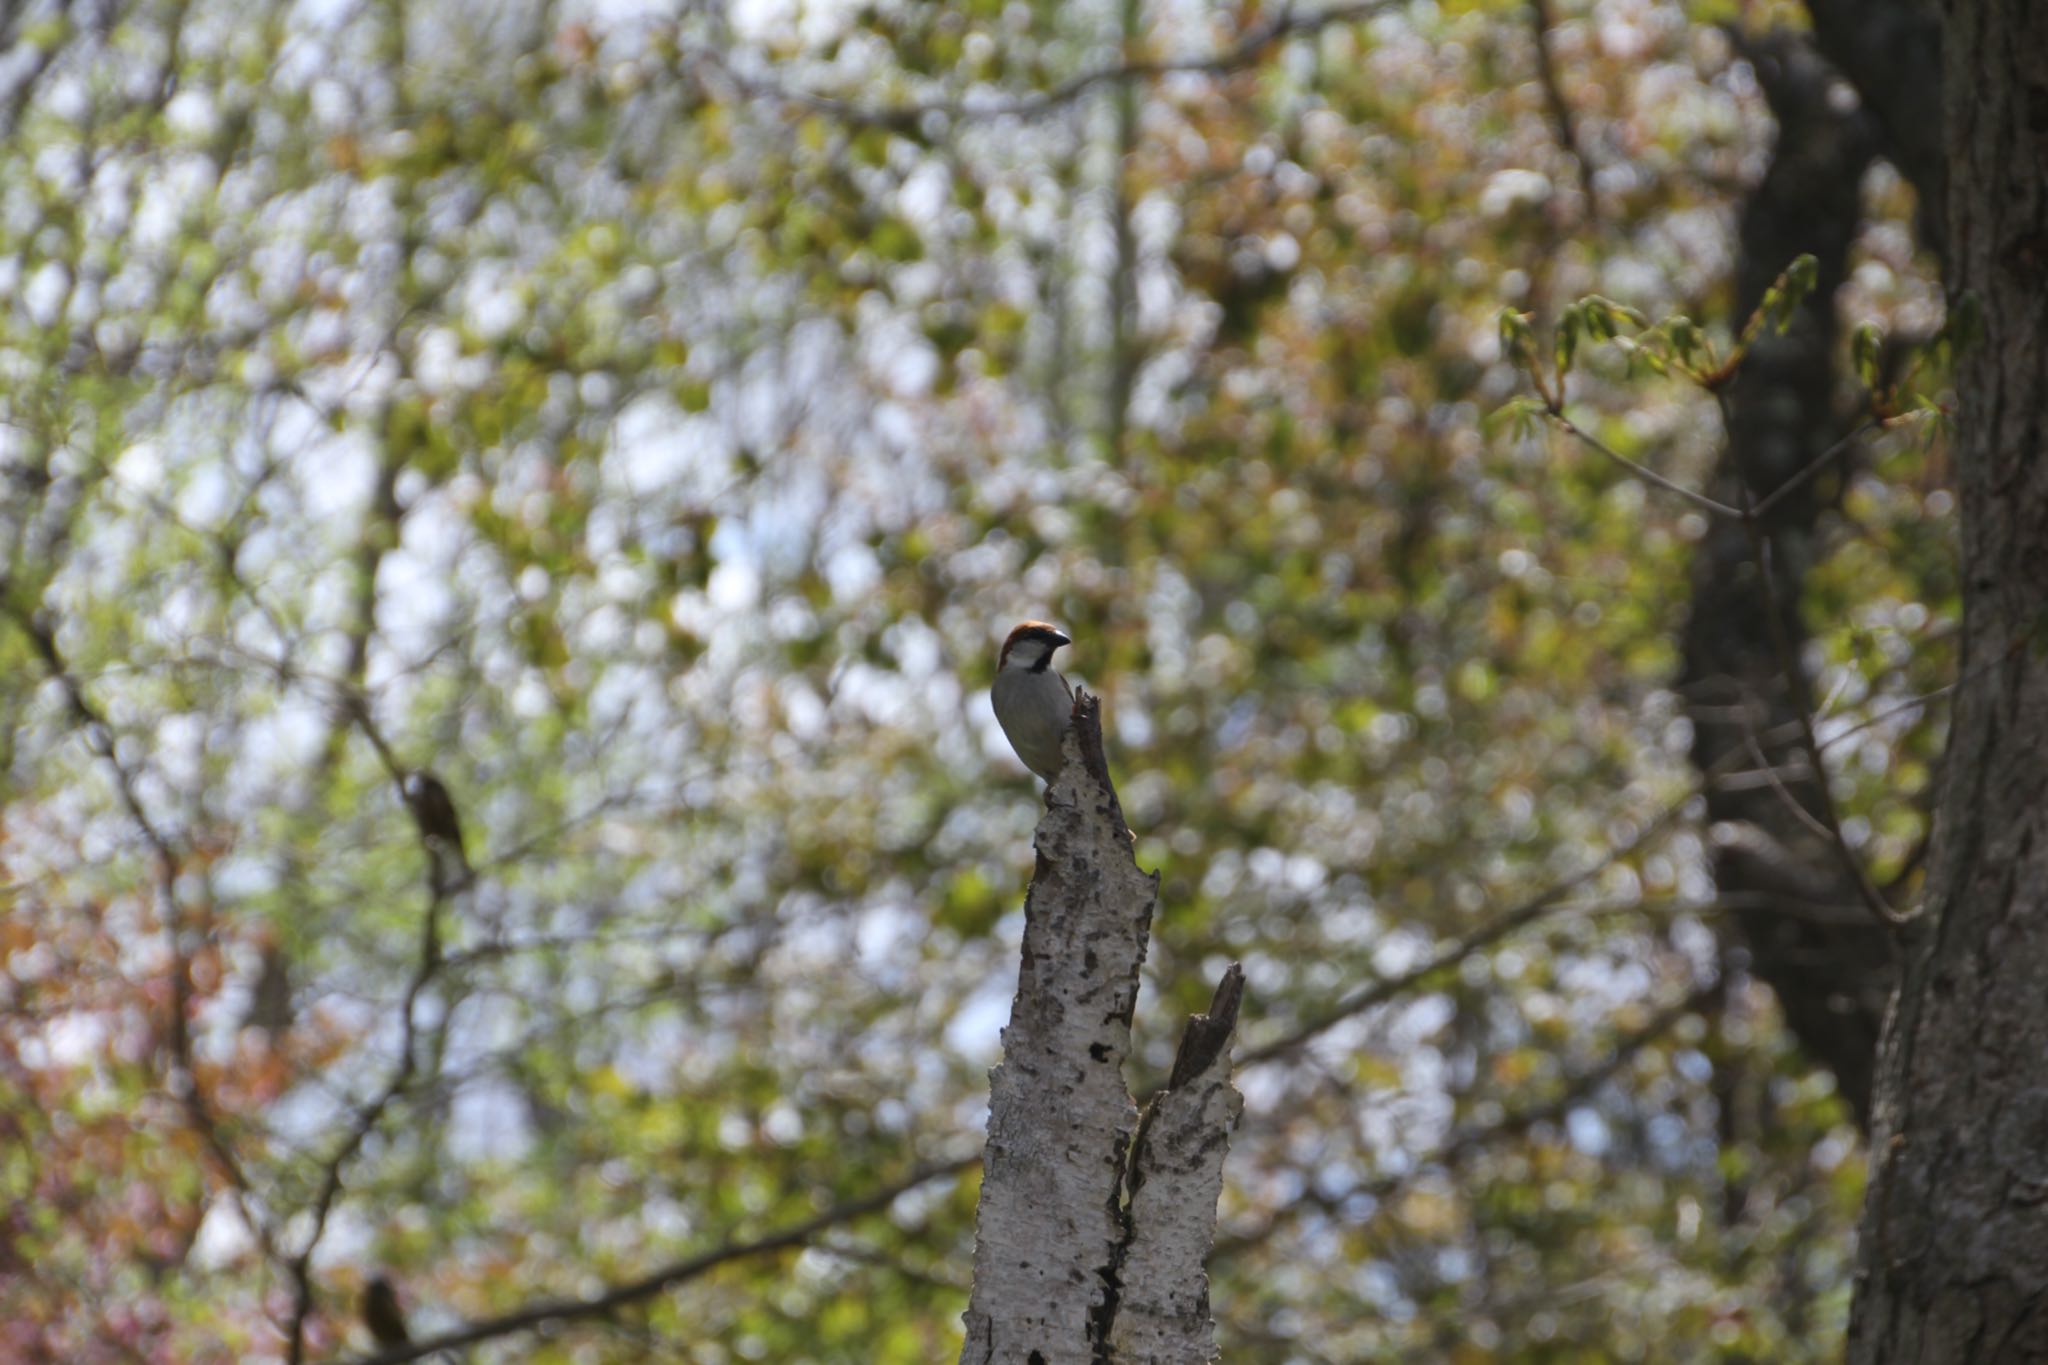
xmin=998 ymin=621 xmax=1071 ymax=671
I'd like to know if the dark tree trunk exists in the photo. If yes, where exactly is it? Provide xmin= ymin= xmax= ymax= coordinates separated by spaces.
xmin=1803 ymin=0 xmax=1946 ymax=257
xmin=1680 ymin=32 xmax=1895 ymax=1129
xmin=1847 ymin=1 xmax=2048 ymax=1358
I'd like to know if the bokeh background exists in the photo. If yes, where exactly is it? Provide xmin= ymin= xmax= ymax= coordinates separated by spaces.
xmin=0 ymin=0 xmax=1952 ymax=1358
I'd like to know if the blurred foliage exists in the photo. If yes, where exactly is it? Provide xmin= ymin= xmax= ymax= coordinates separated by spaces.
xmin=0 ymin=0 xmax=1953 ymax=1359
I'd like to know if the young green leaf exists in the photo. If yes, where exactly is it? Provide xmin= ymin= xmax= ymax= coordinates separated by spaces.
xmin=1498 ymin=307 xmax=1538 ymax=373
xmin=1555 ymin=304 xmax=1585 ymax=379
xmin=1852 ymin=322 xmax=1884 ymax=390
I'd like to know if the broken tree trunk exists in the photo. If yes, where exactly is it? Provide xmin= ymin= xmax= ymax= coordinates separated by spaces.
xmin=961 ymin=692 xmax=1245 ymax=1365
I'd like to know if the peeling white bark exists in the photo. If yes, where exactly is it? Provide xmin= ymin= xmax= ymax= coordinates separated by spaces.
xmin=961 ymin=693 xmax=1242 ymax=1365
xmin=1108 ymin=968 xmax=1245 ymax=1364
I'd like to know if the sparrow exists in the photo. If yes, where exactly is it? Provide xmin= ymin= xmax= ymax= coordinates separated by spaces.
xmin=403 ymin=770 xmax=470 ymax=893
xmin=242 ymin=929 xmax=292 ymax=1036
xmin=361 ymin=1274 xmax=410 ymax=1347
xmin=992 ymin=621 xmax=1075 ymax=783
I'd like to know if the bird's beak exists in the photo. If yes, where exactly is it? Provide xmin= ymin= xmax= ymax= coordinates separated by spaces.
xmin=1049 ymin=630 xmax=1071 ymax=647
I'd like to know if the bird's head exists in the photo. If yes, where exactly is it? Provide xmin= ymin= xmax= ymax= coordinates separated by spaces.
xmin=998 ymin=621 xmax=1071 ymax=674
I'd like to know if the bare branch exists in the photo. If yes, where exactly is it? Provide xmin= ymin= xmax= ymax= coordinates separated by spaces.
xmin=693 ymin=0 xmax=1400 ymax=130
xmin=8 ymin=602 xmax=282 ymax=1266
xmin=1725 ymin=459 xmax=1910 ymax=928
xmin=1545 ymin=377 xmax=1875 ymax=525
xmin=1743 ymin=734 xmax=1851 ymax=850
xmin=1218 ymin=980 xmax=1720 ymax=1260
xmin=1397 ymin=980 xmax=1721 ymax=1184
xmin=1236 ymin=750 xmax=1751 ymax=1070
xmin=1528 ymin=0 xmax=1598 ymax=219
xmin=1748 ymin=417 xmax=1881 ymax=520
xmin=1551 ymin=412 xmax=1745 ymax=519
xmin=282 ymin=884 xmax=450 ymax=1363
xmin=284 ymin=728 xmax=473 ymax=1358
xmin=347 ymin=1158 xmax=978 ymax=1365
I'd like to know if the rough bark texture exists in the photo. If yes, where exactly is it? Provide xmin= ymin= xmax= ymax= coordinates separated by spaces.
xmin=1107 ymin=968 xmax=1245 ymax=1364
xmin=962 ymin=695 xmax=1243 ymax=1365
xmin=1680 ymin=31 xmax=1896 ymax=1127
xmin=1846 ymin=2 xmax=2048 ymax=1359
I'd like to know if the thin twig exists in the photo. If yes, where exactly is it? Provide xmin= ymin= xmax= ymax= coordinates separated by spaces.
xmin=1528 ymin=0 xmax=1598 ymax=219
xmin=1381 ymin=979 xmax=1721 ymax=1187
xmin=9 ymin=603 xmax=283 ymax=1266
xmin=1815 ymin=681 xmax=1956 ymax=753
xmin=1217 ymin=980 xmax=1719 ymax=1260
xmin=282 ymin=706 xmax=463 ymax=1360
xmin=283 ymin=884 xmax=450 ymax=1362
xmin=1236 ymin=746 xmax=1754 ymax=1071
xmin=1551 ymin=413 xmax=1745 ymax=519
xmin=811 ymin=1235 xmax=972 ymax=1293
xmin=1549 ymin=405 xmax=1874 ymax=525
xmin=1726 ymin=445 xmax=1910 ymax=928
xmin=347 ymin=1157 xmax=979 ymax=1364
xmin=693 ymin=0 xmax=1398 ymax=130
xmin=1748 ymin=417 xmax=1880 ymax=520
xmin=1743 ymin=735 xmax=1848 ymax=850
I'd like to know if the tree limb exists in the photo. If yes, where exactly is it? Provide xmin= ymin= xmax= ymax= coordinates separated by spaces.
xmin=347 ymin=1158 xmax=979 ymax=1364
xmin=693 ymin=0 xmax=1401 ymax=131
